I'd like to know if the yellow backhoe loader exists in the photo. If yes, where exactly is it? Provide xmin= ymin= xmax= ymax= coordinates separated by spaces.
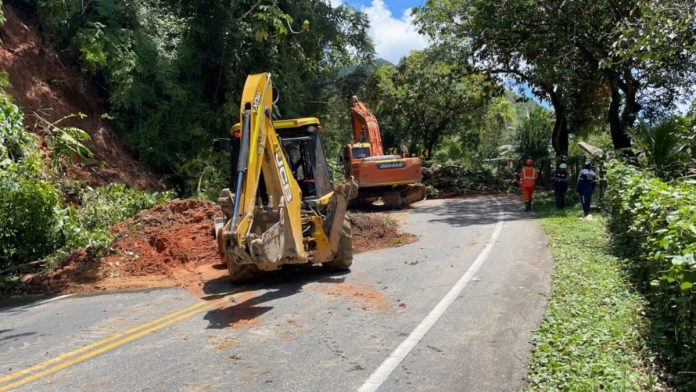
xmin=213 ymin=73 xmax=357 ymax=281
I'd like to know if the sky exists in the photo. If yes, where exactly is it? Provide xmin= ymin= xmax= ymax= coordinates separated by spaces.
xmin=328 ymin=0 xmax=549 ymax=107
xmin=328 ymin=0 xmax=429 ymax=64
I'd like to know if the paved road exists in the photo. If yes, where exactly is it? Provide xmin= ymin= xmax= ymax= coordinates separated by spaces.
xmin=0 ymin=196 xmax=552 ymax=392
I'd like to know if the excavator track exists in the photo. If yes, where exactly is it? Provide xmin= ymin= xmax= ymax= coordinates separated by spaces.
xmin=382 ymin=183 xmax=427 ymax=209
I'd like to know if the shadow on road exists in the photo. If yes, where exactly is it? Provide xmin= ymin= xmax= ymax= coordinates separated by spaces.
xmin=202 ymin=266 xmax=349 ymax=329
xmin=0 ymin=331 xmax=36 ymax=342
xmin=412 ymin=195 xmax=535 ymax=227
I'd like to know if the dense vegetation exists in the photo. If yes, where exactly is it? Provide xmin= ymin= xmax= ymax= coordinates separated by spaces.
xmin=607 ymin=162 xmax=696 ymax=388
xmin=0 ymin=74 xmax=171 ymax=285
xmin=414 ymin=0 xmax=696 ymax=155
xmin=23 ymin=0 xmax=372 ymax=193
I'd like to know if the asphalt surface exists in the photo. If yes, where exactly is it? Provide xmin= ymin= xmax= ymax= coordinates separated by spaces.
xmin=0 ymin=195 xmax=553 ymax=392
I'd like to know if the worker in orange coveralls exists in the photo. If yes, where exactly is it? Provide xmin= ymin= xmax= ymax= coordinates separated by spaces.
xmin=518 ymin=159 xmax=539 ymax=212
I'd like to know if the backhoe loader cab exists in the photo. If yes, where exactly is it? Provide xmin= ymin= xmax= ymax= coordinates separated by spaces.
xmin=229 ymin=118 xmax=334 ymax=203
xmin=214 ymin=73 xmax=357 ymax=282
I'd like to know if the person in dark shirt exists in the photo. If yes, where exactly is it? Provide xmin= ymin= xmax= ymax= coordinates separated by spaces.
xmin=576 ymin=160 xmax=597 ymax=219
xmin=552 ymin=163 xmax=569 ymax=209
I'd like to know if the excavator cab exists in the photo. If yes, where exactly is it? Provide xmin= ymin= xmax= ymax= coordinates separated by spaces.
xmin=346 ymin=143 xmax=371 ymax=160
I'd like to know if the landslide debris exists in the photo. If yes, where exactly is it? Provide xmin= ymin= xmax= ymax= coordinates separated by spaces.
xmin=27 ymin=199 xmax=219 ymax=295
xmin=350 ymin=213 xmax=417 ymax=253
xmin=25 ymin=201 xmax=416 ymax=296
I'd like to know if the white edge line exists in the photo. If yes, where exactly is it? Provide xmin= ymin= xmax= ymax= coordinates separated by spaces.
xmin=358 ymin=199 xmax=504 ymax=392
xmin=31 ymin=294 xmax=75 ymax=307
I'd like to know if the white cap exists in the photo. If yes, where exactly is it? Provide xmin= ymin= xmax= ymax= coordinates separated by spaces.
xmin=559 ymin=163 xmax=567 ymax=169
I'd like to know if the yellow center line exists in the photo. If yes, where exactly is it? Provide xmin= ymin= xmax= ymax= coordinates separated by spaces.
xmin=0 ymin=287 xmax=254 ymax=391
xmin=0 ymin=301 xmax=209 ymax=385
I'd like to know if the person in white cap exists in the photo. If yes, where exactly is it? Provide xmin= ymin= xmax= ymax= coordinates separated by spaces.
xmin=552 ymin=162 xmax=570 ymax=209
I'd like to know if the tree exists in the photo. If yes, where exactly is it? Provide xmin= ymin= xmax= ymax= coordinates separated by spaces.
xmin=515 ymin=108 xmax=554 ymax=162
xmin=629 ymin=117 xmax=692 ymax=179
xmin=359 ymin=50 xmax=499 ymax=155
xmin=34 ymin=0 xmax=374 ymax=192
xmin=414 ymin=0 xmax=696 ymax=154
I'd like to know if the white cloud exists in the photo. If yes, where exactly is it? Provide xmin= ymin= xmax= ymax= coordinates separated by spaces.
xmin=326 ymin=0 xmax=429 ymax=64
xmin=363 ymin=0 xmax=429 ymax=63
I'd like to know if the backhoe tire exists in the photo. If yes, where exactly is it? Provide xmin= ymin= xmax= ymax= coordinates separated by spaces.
xmin=227 ymin=262 xmax=261 ymax=283
xmin=322 ymin=217 xmax=353 ymax=270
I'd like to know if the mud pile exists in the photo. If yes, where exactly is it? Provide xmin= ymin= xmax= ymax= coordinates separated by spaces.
xmin=26 ymin=201 xmax=414 ymax=296
xmin=350 ymin=213 xmax=416 ymax=253
xmin=28 ymin=199 xmax=220 ymax=295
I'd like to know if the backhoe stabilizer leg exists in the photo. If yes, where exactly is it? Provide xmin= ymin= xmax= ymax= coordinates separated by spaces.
xmin=329 ymin=180 xmax=358 ymax=253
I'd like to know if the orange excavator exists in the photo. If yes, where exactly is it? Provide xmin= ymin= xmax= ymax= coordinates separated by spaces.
xmin=342 ymin=96 xmax=426 ymax=208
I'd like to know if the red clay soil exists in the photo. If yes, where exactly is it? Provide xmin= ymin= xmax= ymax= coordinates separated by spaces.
xmin=27 ymin=199 xmax=221 ymax=296
xmin=304 ymin=282 xmax=392 ymax=313
xmin=350 ymin=213 xmax=417 ymax=253
xmin=0 ymin=5 xmax=164 ymax=190
xmin=26 ymin=200 xmax=415 ymax=296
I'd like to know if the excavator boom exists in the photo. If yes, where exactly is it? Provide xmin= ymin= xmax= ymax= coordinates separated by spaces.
xmin=350 ymin=96 xmax=384 ymax=156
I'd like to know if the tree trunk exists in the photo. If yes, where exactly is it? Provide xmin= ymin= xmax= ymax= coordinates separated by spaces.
xmin=607 ymin=74 xmax=633 ymax=150
xmin=548 ymin=91 xmax=569 ymax=156
xmin=619 ymin=69 xmax=641 ymax=139
xmin=552 ymin=110 xmax=569 ymax=156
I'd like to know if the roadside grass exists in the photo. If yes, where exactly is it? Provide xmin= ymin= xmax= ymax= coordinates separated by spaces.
xmin=525 ymin=193 xmax=663 ymax=391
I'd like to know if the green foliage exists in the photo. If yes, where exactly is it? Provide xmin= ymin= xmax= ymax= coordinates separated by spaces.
xmin=628 ymin=117 xmax=692 ymax=179
xmin=358 ymin=50 xmax=499 ymax=155
xmin=0 ymin=84 xmax=63 ymax=269
xmin=607 ymin=161 xmax=696 ymax=387
xmin=0 ymin=83 xmax=171 ymax=272
xmin=515 ymin=108 xmax=554 ymax=162
xmin=414 ymin=0 xmax=696 ymax=153
xmin=525 ymin=198 xmax=658 ymax=391
xmin=63 ymin=183 xmax=173 ymax=250
xmin=33 ymin=113 xmax=94 ymax=171
xmin=35 ymin=0 xmax=373 ymax=193
xmin=0 ymin=73 xmax=34 ymax=165
xmin=0 ymin=168 xmax=65 ymax=269
xmin=425 ymin=184 xmax=438 ymax=198
xmin=327 ymin=157 xmax=345 ymax=184
xmin=75 ymin=23 xmax=107 ymax=74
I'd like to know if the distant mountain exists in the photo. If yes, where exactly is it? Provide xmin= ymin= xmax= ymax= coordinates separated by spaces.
xmin=338 ymin=57 xmax=395 ymax=77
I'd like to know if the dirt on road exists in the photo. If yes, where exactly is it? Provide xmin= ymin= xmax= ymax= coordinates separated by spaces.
xmin=26 ymin=199 xmax=415 ymax=297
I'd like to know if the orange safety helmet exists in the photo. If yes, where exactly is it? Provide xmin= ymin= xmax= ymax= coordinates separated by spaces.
xmin=525 ymin=159 xmax=534 ymax=166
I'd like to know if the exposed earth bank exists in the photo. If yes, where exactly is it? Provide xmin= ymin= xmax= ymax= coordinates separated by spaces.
xmin=0 ymin=4 xmax=163 ymax=190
